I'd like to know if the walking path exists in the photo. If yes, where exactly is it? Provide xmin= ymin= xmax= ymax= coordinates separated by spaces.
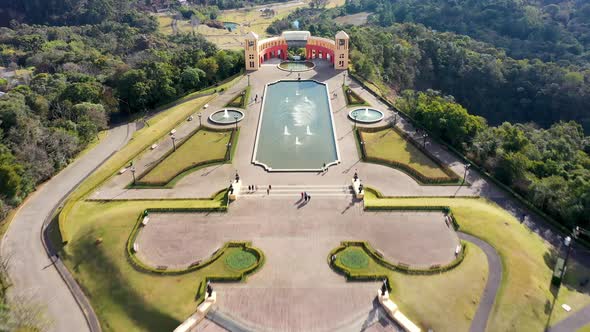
xmin=0 ymin=124 xmax=133 ymax=332
xmin=458 ymin=234 xmax=502 ymax=332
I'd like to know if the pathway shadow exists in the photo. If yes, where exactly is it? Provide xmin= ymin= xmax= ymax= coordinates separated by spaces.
xmin=70 ymin=239 xmax=180 ymax=331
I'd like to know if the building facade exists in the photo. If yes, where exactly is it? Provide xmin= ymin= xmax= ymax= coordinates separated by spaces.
xmin=244 ymin=30 xmax=349 ymax=71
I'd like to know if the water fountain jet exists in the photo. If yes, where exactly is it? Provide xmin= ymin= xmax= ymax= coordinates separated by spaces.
xmin=306 ymin=126 xmax=312 ymax=136
xmin=295 ymin=136 xmax=302 ymax=145
xmin=284 ymin=126 xmax=290 ymax=136
xmin=223 ymin=109 xmax=229 ymax=118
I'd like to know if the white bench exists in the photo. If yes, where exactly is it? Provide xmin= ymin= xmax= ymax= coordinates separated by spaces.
xmin=150 ymin=144 xmax=158 ymax=150
xmin=170 ymin=129 xmax=176 ymax=135
xmin=142 ymin=216 xmax=150 ymax=226
xmin=455 ymin=244 xmax=462 ymax=256
xmin=133 ymin=243 xmax=139 ymax=253
xmin=118 ymin=168 xmax=127 ymax=174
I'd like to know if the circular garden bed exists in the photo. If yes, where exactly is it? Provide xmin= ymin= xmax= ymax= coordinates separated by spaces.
xmin=339 ymin=247 xmax=369 ymax=269
xmin=225 ymin=250 xmax=258 ymax=271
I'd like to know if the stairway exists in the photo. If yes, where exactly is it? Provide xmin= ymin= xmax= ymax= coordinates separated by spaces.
xmin=238 ymin=184 xmax=354 ymax=198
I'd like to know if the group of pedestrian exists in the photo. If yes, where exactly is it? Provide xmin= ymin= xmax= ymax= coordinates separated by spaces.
xmin=301 ymin=191 xmax=311 ymax=202
xmin=247 ymin=185 xmax=257 ymax=192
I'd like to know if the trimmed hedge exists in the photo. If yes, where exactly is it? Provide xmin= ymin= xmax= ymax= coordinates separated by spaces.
xmin=132 ymin=126 xmax=238 ymax=188
xmin=329 ymin=240 xmax=467 ymax=277
xmin=225 ymin=86 xmax=251 ymax=108
xmin=343 ymin=85 xmax=369 ymax=106
xmin=126 ymin=207 xmax=265 ymax=276
xmin=356 ymin=127 xmax=461 ymax=185
xmin=349 ymin=71 xmax=590 ymax=248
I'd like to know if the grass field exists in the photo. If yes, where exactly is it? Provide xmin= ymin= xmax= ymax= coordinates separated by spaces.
xmin=138 ymin=129 xmax=231 ymax=185
xmin=58 ymin=197 xmax=257 ymax=332
xmin=334 ymin=241 xmax=487 ymax=332
xmin=364 ymin=192 xmax=590 ymax=331
xmin=361 ymin=129 xmax=453 ymax=180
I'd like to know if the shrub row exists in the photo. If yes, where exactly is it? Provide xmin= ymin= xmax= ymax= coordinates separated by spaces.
xmin=133 ymin=127 xmax=238 ymax=187
xmin=343 ymin=85 xmax=369 ymax=106
xmin=356 ymin=129 xmax=461 ymax=185
xmin=363 ymin=187 xmax=465 ymax=230
xmin=349 ymin=71 xmax=590 ymax=248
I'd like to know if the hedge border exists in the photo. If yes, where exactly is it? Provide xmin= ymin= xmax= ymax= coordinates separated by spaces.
xmin=328 ymin=240 xmax=467 ymax=278
xmin=356 ymin=127 xmax=462 ymax=185
xmin=131 ymin=126 xmax=239 ymax=188
xmin=348 ymin=71 xmax=589 ymax=247
xmin=126 ymin=204 xmax=266 ymax=276
xmin=343 ymin=85 xmax=369 ymax=106
xmin=225 ymin=86 xmax=251 ymax=109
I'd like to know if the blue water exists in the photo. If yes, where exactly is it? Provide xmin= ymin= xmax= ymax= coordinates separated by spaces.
xmin=292 ymin=20 xmax=300 ymax=29
xmin=254 ymin=80 xmax=339 ymax=170
xmin=223 ymin=22 xmax=238 ymax=31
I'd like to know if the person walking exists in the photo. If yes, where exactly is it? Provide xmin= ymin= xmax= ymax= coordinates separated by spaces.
xmin=301 ymin=192 xmax=304 ymax=200
xmin=304 ymin=192 xmax=308 ymax=202
xmin=255 ymin=94 xmax=258 ymax=103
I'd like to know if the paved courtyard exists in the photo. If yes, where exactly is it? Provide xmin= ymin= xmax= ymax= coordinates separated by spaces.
xmin=135 ymin=198 xmax=457 ymax=331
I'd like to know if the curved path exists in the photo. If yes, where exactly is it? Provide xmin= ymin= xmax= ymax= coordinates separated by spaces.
xmin=1 ymin=124 xmax=133 ymax=332
xmin=549 ymin=305 xmax=590 ymax=332
xmin=459 ymin=233 xmax=502 ymax=332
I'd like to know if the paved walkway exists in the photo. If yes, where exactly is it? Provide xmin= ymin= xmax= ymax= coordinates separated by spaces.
xmin=549 ymin=305 xmax=590 ymax=332
xmin=459 ymin=233 xmax=502 ymax=332
xmin=0 ymin=124 xmax=133 ymax=332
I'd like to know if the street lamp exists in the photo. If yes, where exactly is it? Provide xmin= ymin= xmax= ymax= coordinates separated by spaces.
xmin=393 ymin=113 xmax=398 ymax=126
xmin=234 ymin=115 xmax=239 ymax=131
xmin=247 ymin=74 xmax=250 ymax=86
xmin=343 ymin=71 xmax=347 ymax=86
xmin=354 ymin=113 xmax=357 ymax=129
xmin=198 ymin=113 xmax=202 ymax=126
xmin=131 ymin=166 xmax=136 ymax=185
xmin=462 ymin=163 xmax=471 ymax=185
xmin=422 ymin=133 xmax=428 ymax=148
xmin=171 ymin=134 xmax=176 ymax=151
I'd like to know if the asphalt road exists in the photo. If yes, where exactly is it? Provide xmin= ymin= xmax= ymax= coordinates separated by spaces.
xmin=459 ymin=233 xmax=502 ymax=332
xmin=1 ymin=124 xmax=132 ymax=332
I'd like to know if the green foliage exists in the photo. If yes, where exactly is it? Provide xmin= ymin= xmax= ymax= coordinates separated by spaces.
xmin=0 ymin=164 xmax=21 ymax=198
xmin=342 ymin=86 xmax=368 ymax=106
xmin=396 ymin=90 xmax=486 ymax=149
xmin=225 ymin=250 xmax=257 ymax=271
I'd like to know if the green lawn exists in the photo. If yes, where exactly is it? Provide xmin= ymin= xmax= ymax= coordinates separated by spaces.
xmin=225 ymin=86 xmax=251 ymax=108
xmin=60 ymin=197 xmax=262 ymax=332
xmin=364 ymin=191 xmax=590 ymax=331
xmin=333 ymin=241 xmax=488 ymax=332
xmin=137 ymin=129 xmax=232 ymax=186
xmin=361 ymin=129 xmax=457 ymax=182
xmin=343 ymin=85 xmax=369 ymax=106
xmin=578 ymin=324 xmax=590 ymax=332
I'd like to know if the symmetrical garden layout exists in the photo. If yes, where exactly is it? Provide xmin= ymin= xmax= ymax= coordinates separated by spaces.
xmin=55 ymin=59 xmax=590 ymax=332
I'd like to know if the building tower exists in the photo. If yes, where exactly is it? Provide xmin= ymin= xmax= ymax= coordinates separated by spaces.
xmin=244 ymin=31 xmax=260 ymax=71
xmin=334 ymin=30 xmax=349 ymax=70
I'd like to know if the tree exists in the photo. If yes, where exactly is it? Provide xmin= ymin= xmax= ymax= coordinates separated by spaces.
xmin=197 ymin=57 xmax=219 ymax=83
xmin=0 ymin=165 xmax=21 ymax=199
xmin=180 ymin=67 xmax=205 ymax=92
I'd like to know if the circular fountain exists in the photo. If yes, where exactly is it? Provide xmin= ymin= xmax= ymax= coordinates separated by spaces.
xmin=209 ymin=109 xmax=245 ymax=125
xmin=278 ymin=61 xmax=315 ymax=72
xmin=348 ymin=108 xmax=384 ymax=124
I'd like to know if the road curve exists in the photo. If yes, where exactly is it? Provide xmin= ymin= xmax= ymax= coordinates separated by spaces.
xmin=1 ymin=124 xmax=133 ymax=332
xmin=459 ymin=233 xmax=502 ymax=332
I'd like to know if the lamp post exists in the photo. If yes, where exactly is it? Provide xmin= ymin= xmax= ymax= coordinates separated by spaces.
xmin=462 ymin=163 xmax=470 ymax=185
xmin=234 ymin=115 xmax=239 ymax=131
xmin=198 ymin=113 xmax=202 ymax=126
xmin=131 ymin=166 xmax=136 ymax=185
xmin=247 ymin=74 xmax=250 ymax=86
xmin=354 ymin=113 xmax=357 ymax=130
xmin=393 ymin=113 xmax=398 ymax=126
xmin=343 ymin=71 xmax=346 ymax=86
xmin=422 ymin=133 xmax=428 ymax=148
xmin=171 ymin=134 xmax=176 ymax=151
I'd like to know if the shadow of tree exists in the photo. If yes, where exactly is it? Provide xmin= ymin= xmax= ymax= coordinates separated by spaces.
xmin=69 ymin=239 xmax=180 ymax=331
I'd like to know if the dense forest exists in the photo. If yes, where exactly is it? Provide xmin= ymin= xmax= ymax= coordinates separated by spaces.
xmin=345 ymin=0 xmax=590 ymax=65
xmin=0 ymin=1 xmax=242 ymax=220
xmin=269 ymin=4 xmax=590 ymax=229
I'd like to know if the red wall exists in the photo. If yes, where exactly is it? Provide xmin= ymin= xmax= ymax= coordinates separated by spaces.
xmin=306 ymin=45 xmax=334 ymax=63
xmin=259 ymin=44 xmax=288 ymax=63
